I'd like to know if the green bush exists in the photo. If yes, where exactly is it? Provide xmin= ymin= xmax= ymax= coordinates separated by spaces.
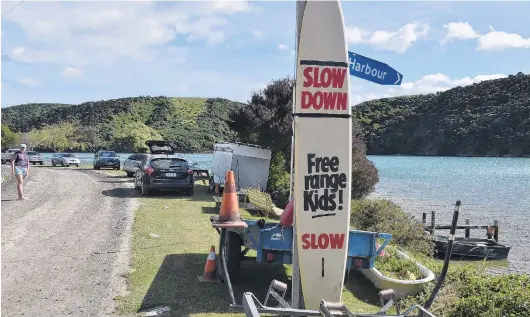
xmin=375 ymin=246 xmax=423 ymax=280
xmin=350 ymin=199 xmax=433 ymax=255
xmin=450 ymin=274 xmax=530 ymax=317
xmin=267 ymin=152 xmax=291 ymax=207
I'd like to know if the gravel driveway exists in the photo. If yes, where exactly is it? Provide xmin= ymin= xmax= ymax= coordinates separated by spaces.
xmin=1 ymin=165 xmax=137 ymax=316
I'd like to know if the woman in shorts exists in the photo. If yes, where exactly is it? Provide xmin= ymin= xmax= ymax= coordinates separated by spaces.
xmin=11 ymin=143 xmax=30 ymax=200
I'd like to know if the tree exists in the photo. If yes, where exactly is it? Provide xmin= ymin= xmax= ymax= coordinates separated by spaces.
xmin=230 ymin=76 xmax=379 ymax=201
xmin=1 ymin=125 xmax=19 ymax=148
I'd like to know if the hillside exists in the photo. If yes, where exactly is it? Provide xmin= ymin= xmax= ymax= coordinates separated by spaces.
xmin=352 ymin=72 xmax=530 ymax=157
xmin=1 ymin=96 xmax=244 ymax=153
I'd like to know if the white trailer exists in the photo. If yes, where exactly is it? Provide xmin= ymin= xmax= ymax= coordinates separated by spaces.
xmin=208 ymin=142 xmax=272 ymax=192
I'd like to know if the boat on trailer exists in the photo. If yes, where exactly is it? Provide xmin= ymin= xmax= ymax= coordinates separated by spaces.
xmin=433 ymin=235 xmax=511 ymax=260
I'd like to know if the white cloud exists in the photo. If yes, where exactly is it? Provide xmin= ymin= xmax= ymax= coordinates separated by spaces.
xmin=441 ymin=22 xmax=530 ymax=51
xmin=17 ymin=77 xmax=38 ymax=87
xmin=440 ymin=22 xmax=478 ymax=44
xmin=345 ymin=26 xmax=364 ymax=44
xmin=351 ymin=73 xmax=507 ymax=106
xmin=277 ymin=43 xmax=289 ymax=51
xmin=62 ymin=66 xmax=82 ymax=78
xmin=211 ymin=0 xmax=250 ymax=14
xmin=3 ymin=2 xmax=248 ymax=65
xmin=478 ymin=28 xmax=530 ymax=51
xmin=401 ymin=73 xmax=507 ymax=94
xmin=345 ymin=22 xmax=429 ymax=53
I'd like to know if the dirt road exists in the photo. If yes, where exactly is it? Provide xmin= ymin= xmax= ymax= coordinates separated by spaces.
xmin=1 ymin=166 xmax=137 ymax=316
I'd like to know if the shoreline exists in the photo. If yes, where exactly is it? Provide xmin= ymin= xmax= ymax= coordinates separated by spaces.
xmin=366 ymin=189 xmax=530 ymax=274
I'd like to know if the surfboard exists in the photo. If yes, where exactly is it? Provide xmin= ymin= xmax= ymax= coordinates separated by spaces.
xmin=293 ymin=0 xmax=352 ymax=310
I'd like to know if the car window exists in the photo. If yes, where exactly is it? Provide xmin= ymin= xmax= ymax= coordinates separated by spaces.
xmin=62 ymin=154 xmax=75 ymax=158
xmin=27 ymin=151 xmax=38 ymax=155
xmin=150 ymin=158 xmax=188 ymax=169
xmin=128 ymin=155 xmax=136 ymax=160
xmin=100 ymin=151 xmax=117 ymax=157
xmin=53 ymin=154 xmax=59 ymax=158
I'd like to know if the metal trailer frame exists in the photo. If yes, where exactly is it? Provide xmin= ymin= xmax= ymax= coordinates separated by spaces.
xmin=220 ymin=247 xmax=436 ymax=317
xmin=214 ymin=201 xmax=462 ymax=317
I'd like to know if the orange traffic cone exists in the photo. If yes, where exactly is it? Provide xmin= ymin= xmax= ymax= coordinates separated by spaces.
xmin=197 ymin=245 xmax=220 ymax=283
xmin=212 ymin=170 xmax=248 ymax=229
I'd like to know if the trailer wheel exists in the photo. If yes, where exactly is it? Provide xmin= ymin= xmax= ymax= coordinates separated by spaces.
xmin=217 ymin=229 xmax=243 ymax=283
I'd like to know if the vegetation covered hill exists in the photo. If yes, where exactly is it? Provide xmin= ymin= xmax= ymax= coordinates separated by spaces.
xmin=352 ymin=72 xmax=530 ymax=156
xmin=1 ymin=96 xmax=243 ymax=153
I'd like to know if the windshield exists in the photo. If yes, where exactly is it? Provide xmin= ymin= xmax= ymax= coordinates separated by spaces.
xmin=100 ymin=152 xmax=117 ymax=157
xmin=27 ymin=151 xmax=38 ymax=155
xmin=150 ymin=145 xmax=172 ymax=153
xmin=150 ymin=158 xmax=188 ymax=169
xmin=62 ymin=154 xmax=75 ymax=158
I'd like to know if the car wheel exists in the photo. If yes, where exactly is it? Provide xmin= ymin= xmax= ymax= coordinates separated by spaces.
xmin=127 ymin=172 xmax=134 ymax=177
xmin=40 ymin=162 xmax=43 ymax=165
xmin=187 ymin=186 xmax=195 ymax=196
xmin=95 ymin=166 xmax=100 ymax=170
xmin=76 ymin=164 xmax=80 ymax=167
xmin=52 ymin=162 xmax=56 ymax=167
xmin=141 ymin=181 xmax=150 ymax=196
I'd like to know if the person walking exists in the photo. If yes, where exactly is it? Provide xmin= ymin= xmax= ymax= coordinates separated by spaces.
xmin=11 ymin=143 xmax=30 ymax=200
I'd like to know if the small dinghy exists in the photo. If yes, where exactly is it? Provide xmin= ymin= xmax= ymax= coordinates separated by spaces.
xmin=433 ymin=236 xmax=511 ymax=260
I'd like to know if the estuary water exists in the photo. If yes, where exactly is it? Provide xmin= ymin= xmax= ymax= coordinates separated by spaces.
xmin=38 ymin=153 xmax=529 ymax=272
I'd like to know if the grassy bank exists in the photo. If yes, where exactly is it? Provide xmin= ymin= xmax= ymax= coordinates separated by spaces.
xmin=116 ymin=184 xmax=383 ymax=317
xmin=115 ymin=184 xmax=529 ymax=317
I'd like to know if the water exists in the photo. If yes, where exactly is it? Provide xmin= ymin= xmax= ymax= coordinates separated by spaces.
xmin=367 ymin=156 xmax=530 ymax=273
xmin=38 ymin=153 xmax=529 ymax=271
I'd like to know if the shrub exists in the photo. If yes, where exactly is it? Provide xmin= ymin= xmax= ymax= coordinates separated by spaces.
xmin=375 ymin=246 xmax=423 ymax=280
xmin=350 ymin=199 xmax=433 ymax=255
xmin=450 ymin=273 xmax=530 ymax=317
xmin=267 ymin=152 xmax=291 ymax=207
xmin=351 ymin=154 xmax=379 ymax=199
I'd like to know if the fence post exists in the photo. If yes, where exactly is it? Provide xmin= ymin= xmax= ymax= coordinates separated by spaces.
xmin=431 ymin=211 xmax=436 ymax=235
xmin=465 ymin=218 xmax=470 ymax=238
xmin=422 ymin=212 xmax=427 ymax=227
xmin=494 ymin=220 xmax=499 ymax=242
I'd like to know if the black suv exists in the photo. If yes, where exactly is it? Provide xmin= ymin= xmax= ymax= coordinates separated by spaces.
xmin=134 ymin=140 xmax=195 ymax=196
xmin=94 ymin=150 xmax=120 ymax=170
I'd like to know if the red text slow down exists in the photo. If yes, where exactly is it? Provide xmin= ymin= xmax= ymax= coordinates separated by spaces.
xmin=301 ymin=66 xmax=348 ymax=111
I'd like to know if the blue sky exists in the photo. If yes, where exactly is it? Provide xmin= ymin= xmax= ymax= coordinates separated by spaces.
xmin=2 ymin=0 xmax=530 ymax=108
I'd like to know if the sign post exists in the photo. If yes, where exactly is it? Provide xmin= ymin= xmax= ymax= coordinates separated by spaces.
xmin=292 ymin=0 xmax=352 ymax=310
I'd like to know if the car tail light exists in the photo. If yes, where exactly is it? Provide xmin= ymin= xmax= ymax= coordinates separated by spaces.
xmin=266 ymin=252 xmax=275 ymax=262
xmin=187 ymin=169 xmax=193 ymax=175
xmin=145 ymin=166 xmax=154 ymax=175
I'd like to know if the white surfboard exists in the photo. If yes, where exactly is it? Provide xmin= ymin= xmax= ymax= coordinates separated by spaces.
xmin=293 ymin=0 xmax=352 ymax=310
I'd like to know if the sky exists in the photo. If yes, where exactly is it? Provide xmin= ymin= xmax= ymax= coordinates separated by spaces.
xmin=1 ymin=0 xmax=530 ymax=108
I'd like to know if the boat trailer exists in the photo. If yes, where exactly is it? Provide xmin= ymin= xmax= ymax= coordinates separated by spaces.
xmin=216 ymin=202 xmax=461 ymax=317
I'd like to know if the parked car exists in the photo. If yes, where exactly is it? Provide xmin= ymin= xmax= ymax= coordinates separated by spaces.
xmin=123 ymin=153 xmax=147 ymax=177
xmin=27 ymin=151 xmax=44 ymax=165
xmin=134 ymin=140 xmax=195 ymax=196
xmin=51 ymin=153 xmax=81 ymax=167
xmin=1 ymin=148 xmax=20 ymax=164
xmin=94 ymin=150 xmax=120 ymax=170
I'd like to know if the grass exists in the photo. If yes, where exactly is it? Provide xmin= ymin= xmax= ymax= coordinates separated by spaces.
xmin=115 ymin=184 xmax=383 ymax=317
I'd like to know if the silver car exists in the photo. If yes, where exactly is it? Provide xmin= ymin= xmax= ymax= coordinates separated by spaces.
xmin=51 ymin=153 xmax=81 ymax=167
xmin=123 ymin=154 xmax=147 ymax=177
xmin=27 ymin=151 xmax=44 ymax=165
